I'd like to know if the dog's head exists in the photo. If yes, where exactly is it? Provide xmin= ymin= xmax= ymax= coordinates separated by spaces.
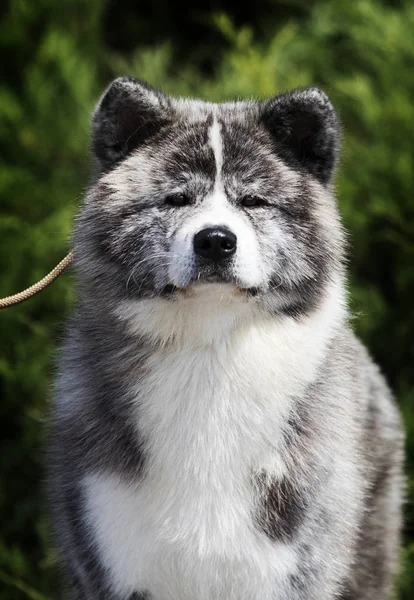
xmin=75 ymin=77 xmax=345 ymax=333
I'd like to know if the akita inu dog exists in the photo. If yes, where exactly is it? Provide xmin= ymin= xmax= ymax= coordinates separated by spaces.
xmin=48 ymin=78 xmax=403 ymax=600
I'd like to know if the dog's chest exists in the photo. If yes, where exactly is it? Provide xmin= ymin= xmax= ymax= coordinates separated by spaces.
xmin=84 ymin=325 xmax=311 ymax=598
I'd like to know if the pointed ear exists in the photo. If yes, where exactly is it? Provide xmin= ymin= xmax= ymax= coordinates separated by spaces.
xmin=92 ymin=77 xmax=171 ymax=175
xmin=260 ymin=88 xmax=341 ymax=184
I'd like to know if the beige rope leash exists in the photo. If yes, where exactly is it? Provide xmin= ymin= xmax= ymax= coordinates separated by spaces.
xmin=0 ymin=251 xmax=73 ymax=309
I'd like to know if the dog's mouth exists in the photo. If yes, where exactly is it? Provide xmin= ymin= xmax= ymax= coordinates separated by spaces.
xmin=161 ymin=260 xmax=262 ymax=298
xmin=161 ymin=263 xmax=262 ymax=298
xmin=160 ymin=281 xmax=260 ymax=298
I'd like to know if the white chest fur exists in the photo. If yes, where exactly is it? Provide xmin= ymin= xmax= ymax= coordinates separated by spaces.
xmin=83 ymin=284 xmax=344 ymax=599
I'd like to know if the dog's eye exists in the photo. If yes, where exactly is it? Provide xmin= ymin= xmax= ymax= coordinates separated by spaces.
xmin=165 ymin=193 xmax=190 ymax=207
xmin=240 ymin=195 xmax=267 ymax=208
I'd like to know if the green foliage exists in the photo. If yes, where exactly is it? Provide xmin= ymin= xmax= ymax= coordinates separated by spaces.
xmin=0 ymin=2 xmax=101 ymax=597
xmin=0 ymin=0 xmax=413 ymax=597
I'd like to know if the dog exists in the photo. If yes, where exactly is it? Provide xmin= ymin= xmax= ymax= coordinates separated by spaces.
xmin=48 ymin=77 xmax=404 ymax=600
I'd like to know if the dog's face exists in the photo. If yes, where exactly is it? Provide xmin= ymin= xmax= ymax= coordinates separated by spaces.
xmin=76 ymin=78 xmax=344 ymax=319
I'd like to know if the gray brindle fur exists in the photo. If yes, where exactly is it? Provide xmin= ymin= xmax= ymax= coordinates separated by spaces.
xmin=48 ymin=77 xmax=404 ymax=600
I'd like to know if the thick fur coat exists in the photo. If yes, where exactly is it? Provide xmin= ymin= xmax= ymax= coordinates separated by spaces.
xmin=48 ymin=78 xmax=404 ymax=600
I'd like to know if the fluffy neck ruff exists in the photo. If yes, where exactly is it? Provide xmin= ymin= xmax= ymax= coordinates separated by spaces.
xmin=114 ymin=277 xmax=347 ymax=354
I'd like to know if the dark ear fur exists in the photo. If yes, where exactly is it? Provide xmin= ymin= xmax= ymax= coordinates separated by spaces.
xmin=260 ymin=88 xmax=341 ymax=184
xmin=92 ymin=77 xmax=171 ymax=176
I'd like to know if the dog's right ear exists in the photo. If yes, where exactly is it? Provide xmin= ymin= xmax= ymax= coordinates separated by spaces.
xmin=92 ymin=77 xmax=171 ymax=175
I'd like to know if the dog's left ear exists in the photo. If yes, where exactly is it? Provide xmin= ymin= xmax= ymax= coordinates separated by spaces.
xmin=260 ymin=88 xmax=341 ymax=184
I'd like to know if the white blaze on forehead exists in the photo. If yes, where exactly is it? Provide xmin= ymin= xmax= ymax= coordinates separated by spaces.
xmin=209 ymin=117 xmax=224 ymax=190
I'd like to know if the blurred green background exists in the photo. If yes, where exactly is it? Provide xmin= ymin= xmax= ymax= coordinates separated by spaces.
xmin=0 ymin=0 xmax=413 ymax=597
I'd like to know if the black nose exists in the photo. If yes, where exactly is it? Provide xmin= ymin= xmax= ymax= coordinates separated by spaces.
xmin=193 ymin=227 xmax=237 ymax=262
